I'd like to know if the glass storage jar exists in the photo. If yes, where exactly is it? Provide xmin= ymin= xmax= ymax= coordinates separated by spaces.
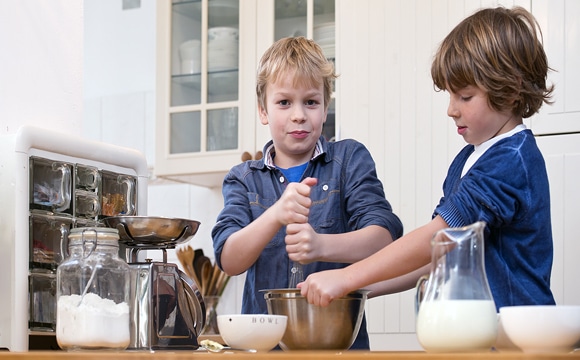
xmin=56 ymin=227 xmax=130 ymax=351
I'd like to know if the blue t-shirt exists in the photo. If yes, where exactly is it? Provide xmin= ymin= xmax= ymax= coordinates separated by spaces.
xmin=212 ymin=136 xmax=403 ymax=349
xmin=277 ymin=162 xmax=308 ymax=183
xmin=434 ymin=129 xmax=555 ymax=309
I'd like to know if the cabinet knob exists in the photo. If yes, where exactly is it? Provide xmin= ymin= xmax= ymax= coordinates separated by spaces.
xmin=254 ymin=151 xmax=263 ymax=160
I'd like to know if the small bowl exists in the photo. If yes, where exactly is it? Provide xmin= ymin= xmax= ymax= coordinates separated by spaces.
xmin=217 ymin=314 xmax=287 ymax=352
xmin=499 ymin=305 xmax=580 ymax=353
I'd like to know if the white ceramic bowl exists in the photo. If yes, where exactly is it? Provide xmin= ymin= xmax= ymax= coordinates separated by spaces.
xmin=217 ymin=314 xmax=287 ymax=352
xmin=208 ymin=27 xmax=239 ymax=41
xmin=313 ymin=22 xmax=335 ymax=41
xmin=494 ymin=313 xmax=520 ymax=352
xmin=499 ymin=305 xmax=580 ymax=353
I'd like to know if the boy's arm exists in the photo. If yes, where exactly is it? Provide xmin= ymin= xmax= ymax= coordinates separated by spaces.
xmin=299 ymin=216 xmax=448 ymax=306
xmin=315 ymin=225 xmax=393 ymax=263
xmin=365 ymin=264 xmax=431 ymax=298
xmin=220 ymin=204 xmax=285 ymax=275
xmin=286 ymin=224 xmax=394 ymax=264
xmin=220 ymin=178 xmax=317 ymax=275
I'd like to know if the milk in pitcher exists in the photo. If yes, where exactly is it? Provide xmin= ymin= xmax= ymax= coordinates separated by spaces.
xmin=417 ymin=299 xmax=497 ymax=352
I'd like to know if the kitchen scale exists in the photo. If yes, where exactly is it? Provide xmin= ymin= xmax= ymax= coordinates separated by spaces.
xmin=103 ymin=216 xmax=205 ymax=351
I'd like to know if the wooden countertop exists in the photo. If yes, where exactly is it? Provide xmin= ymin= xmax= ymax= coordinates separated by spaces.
xmin=0 ymin=350 xmax=579 ymax=360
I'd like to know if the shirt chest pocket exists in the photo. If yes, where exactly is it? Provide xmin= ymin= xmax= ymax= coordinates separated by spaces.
xmin=309 ymin=178 xmax=344 ymax=233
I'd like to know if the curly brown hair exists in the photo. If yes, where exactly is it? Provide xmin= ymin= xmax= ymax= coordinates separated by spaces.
xmin=431 ymin=6 xmax=554 ymax=118
xmin=256 ymin=37 xmax=337 ymax=113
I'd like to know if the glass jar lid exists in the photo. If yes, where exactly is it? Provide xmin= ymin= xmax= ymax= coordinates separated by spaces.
xmin=69 ymin=227 xmax=120 ymax=245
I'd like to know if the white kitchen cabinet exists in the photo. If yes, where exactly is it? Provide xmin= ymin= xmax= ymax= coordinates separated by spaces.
xmin=526 ymin=0 xmax=580 ymax=135
xmin=155 ymin=0 xmax=261 ymax=187
xmin=155 ymin=0 xmax=336 ymax=188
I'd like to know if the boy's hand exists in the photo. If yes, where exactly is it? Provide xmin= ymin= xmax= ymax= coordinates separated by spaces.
xmin=297 ymin=268 xmax=350 ymax=306
xmin=274 ymin=177 xmax=317 ymax=226
xmin=285 ymin=222 xmax=318 ymax=263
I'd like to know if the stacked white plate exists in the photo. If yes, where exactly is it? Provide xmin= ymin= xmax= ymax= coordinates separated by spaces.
xmin=314 ymin=22 xmax=335 ymax=59
xmin=208 ymin=27 xmax=239 ymax=71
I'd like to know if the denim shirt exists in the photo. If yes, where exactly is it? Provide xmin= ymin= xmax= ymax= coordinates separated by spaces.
xmin=434 ymin=129 xmax=555 ymax=309
xmin=212 ymin=136 xmax=403 ymax=349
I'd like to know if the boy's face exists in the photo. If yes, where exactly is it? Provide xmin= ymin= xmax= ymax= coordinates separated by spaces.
xmin=259 ymin=71 xmax=327 ymax=168
xmin=446 ymin=85 xmax=520 ymax=146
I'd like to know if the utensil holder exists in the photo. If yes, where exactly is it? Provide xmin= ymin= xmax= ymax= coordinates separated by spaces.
xmin=201 ymin=296 xmax=220 ymax=335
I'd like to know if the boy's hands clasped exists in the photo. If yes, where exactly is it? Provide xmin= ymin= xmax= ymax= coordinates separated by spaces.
xmin=278 ymin=177 xmax=319 ymax=262
xmin=277 ymin=176 xmax=350 ymax=305
xmin=275 ymin=177 xmax=321 ymax=265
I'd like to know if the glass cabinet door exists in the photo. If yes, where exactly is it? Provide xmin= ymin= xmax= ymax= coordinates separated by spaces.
xmin=273 ymin=0 xmax=336 ymax=141
xmin=169 ymin=0 xmax=240 ymax=154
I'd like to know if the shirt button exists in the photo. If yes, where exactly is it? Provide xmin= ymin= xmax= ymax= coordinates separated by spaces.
xmin=279 ymin=176 xmax=285 ymax=183
xmin=322 ymin=184 xmax=329 ymax=191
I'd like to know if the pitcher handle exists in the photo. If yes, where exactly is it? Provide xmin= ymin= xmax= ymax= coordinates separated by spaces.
xmin=415 ymin=274 xmax=429 ymax=315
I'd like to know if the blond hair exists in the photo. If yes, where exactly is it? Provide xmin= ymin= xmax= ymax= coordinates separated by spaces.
xmin=256 ymin=37 xmax=337 ymax=112
xmin=431 ymin=6 xmax=554 ymax=118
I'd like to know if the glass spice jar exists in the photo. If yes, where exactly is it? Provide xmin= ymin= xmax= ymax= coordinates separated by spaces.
xmin=56 ymin=227 xmax=130 ymax=351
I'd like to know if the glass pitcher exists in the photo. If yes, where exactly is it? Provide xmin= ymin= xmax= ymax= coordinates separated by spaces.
xmin=415 ymin=221 xmax=497 ymax=352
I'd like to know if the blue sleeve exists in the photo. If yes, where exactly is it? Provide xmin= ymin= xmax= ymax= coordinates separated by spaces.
xmin=435 ymin=141 xmax=532 ymax=228
xmin=211 ymin=166 xmax=251 ymax=271
xmin=342 ymin=141 xmax=404 ymax=239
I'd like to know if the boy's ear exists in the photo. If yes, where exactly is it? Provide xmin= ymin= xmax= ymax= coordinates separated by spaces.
xmin=258 ymin=105 xmax=269 ymax=125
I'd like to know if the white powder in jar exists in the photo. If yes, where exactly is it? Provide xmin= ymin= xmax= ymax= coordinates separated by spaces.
xmin=56 ymin=293 xmax=130 ymax=350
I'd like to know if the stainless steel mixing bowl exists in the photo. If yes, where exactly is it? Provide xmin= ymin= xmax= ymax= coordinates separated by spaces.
xmin=262 ymin=289 xmax=369 ymax=350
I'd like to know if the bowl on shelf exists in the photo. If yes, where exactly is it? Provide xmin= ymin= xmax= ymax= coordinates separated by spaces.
xmin=262 ymin=288 xmax=369 ymax=350
xmin=313 ymin=22 xmax=335 ymax=42
xmin=208 ymin=27 xmax=239 ymax=41
xmin=217 ymin=314 xmax=287 ymax=352
xmin=499 ymin=305 xmax=580 ymax=353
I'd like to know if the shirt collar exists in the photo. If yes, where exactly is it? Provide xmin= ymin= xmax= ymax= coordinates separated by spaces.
xmin=263 ymin=137 xmax=326 ymax=169
xmin=473 ymin=124 xmax=527 ymax=154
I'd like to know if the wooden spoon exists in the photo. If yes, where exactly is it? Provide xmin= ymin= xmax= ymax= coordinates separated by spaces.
xmin=200 ymin=258 xmax=213 ymax=296
xmin=206 ymin=263 xmax=221 ymax=296
xmin=177 ymin=246 xmax=201 ymax=290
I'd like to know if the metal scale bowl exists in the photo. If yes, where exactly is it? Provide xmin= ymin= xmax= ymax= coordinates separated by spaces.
xmin=103 ymin=216 xmax=204 ymax=351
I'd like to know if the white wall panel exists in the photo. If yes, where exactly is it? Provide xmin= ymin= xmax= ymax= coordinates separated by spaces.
xmin=536 ymin=134 xmax=580 ymax=306
xmin=529 ymin=0 xmax=580 ymax=134
xmin=336 ymin=0 xmax=580 ymax=351
xmin=0 ymin=0 xmax=83 ymax=136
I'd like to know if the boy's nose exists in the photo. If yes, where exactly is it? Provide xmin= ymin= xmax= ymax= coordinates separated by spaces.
xmin=291 ymin=105 xmax=306 ymax=122
xmin=447 ymin=100 xmax=459 ymax=119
